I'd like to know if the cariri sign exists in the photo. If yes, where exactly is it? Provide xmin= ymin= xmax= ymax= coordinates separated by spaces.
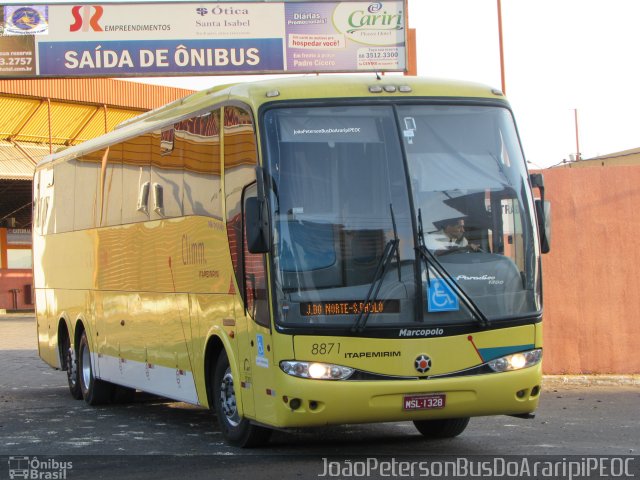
xmin=0 ymin=1 xmax=407 ymax=78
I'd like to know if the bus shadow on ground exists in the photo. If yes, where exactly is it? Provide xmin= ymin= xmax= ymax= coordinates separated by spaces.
xmin=3 ymin=382 xmax=472 ymax=454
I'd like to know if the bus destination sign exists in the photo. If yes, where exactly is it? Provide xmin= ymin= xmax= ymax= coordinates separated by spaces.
xmin=301 ymin=300 xmax=400 ymax=317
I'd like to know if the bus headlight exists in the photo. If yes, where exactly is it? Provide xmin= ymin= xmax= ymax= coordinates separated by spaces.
xmin=487 ymin=349 xmax=542 ymax=372
xmin=280 ymin=361 xmax=355 ymax=380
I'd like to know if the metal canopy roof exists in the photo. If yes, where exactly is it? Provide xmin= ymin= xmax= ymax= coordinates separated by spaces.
xmin=0 ymin=78 xmax=195 ymax=178
xmin=0 ymin=143 xmax=47 ymax=180
xmin=0 ymin=78 xmax=194 ymax=227
xmin=0 ymin=96 xmax=142 ymax=168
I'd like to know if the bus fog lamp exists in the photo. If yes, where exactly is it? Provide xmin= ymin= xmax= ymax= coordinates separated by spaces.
xmin=487 ymin=349 xmax=542 ymax=372
xmin=280 ymin=361 xmax=354 ymax=380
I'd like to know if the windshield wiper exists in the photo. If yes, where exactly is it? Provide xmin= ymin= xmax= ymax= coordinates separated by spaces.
xmin=417 ymin=209 xmax=490 ymax=328
xmin=390 ymin=203 xmax=402 ymax=283
xmin=352 ymin=204 xmax=400 ymax=333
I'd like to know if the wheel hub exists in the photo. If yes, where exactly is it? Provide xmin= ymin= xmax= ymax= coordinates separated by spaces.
xmin=220 ymin=370 xmax=240 ymax=427
xmin=81 ymin=343 xmax=91 ymax=389
xmin=67 ymin=347 xmax=77 ymax=385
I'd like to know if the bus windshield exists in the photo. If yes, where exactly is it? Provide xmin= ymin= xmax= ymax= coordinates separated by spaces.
xmin=263 ymin=104 xmax=541 ymax=330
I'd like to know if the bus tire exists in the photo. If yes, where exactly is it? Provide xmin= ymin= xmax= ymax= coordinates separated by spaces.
xmin=413 ymin=417 xmax=470 ymax=439
xmin=213 ymin=350 xmax=272 ymax=448
xmin=62 ymin=332 xmax=82 ymax=400
xmin=78 ymin=330 xmax=113 ymax=405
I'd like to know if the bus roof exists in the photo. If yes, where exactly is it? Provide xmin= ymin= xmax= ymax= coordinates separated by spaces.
xmin=35 ymin=75 xmax=505 ymax=169
xmin=226 ymin=74 xmax=503 ymax=105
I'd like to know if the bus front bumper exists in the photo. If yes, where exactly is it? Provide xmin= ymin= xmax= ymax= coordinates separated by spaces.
xmin=263 ymin=363 xmax=542 ymax=428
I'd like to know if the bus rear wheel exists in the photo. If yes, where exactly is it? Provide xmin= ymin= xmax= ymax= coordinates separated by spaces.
xmin=413 ymin=417 xmax=470 ymax=439
xmin=213 ymin=350 xmax=272 ymax=448
xmin=62 ymin=332 xmax=82 ymax=400
xmin=78 ymin=330 xmax=113 ymax=405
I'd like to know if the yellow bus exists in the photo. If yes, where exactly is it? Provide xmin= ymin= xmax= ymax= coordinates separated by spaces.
xmin=33 ymin=75 xmax=550 ymax=447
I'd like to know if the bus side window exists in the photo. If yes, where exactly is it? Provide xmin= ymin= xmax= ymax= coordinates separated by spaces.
xmin=101 ymin=143 xmax=123 ymax=227
xmin=122 ymin=133 xmax=151 ymax=224
xmin=74 ymin=150 xmax=102 ymax=230
xmin=183 ymin=110 xmax=222 ymax=219
xmin=151 ymin=125 xmax=184 ymax=219
xmin=51 ymin=160 xmax=75 ymax=233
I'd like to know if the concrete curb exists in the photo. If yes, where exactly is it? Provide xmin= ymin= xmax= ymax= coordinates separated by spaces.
xmin=543 ymin=375 xmax=640 ymax=387
xmin=0 ymin=312 xmax=35 ymax=319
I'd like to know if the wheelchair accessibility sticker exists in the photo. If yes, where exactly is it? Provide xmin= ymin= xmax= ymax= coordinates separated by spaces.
xmin=427 ymin=278 xmax=460 ymax=312
xmin=256 ymin=334 xmax=269 ymax=368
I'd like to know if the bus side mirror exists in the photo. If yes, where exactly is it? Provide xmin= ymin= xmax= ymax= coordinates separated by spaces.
xmin=245 ymin=196 xmax=271 ymax=254
xmin=535 ymin=199 xmax=551 ymax=254
xmin=530 ymin=173 xmax=551 ymax=254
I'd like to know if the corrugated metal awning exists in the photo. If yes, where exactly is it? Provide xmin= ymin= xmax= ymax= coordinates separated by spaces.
xmin=0 ymin=95 xmax=143 ymax=147
xmin=0 ymin=78 xmax=194 ymax=111
xmin=0 ymin=142 xmax=43 ymax=179
xmin=0 ymin=78 xmax=196 ymax=181
xmin=0 ymin=95 xmax=141 ymax=180
xmin=0 ymin=79 xmax=195 ymax=226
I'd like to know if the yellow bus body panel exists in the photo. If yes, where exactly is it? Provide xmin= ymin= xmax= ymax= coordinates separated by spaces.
xmin=268 ymin=364 xmax=541 ymax=427
xmin=250 ymin=326 xmax=541 ymax=428
xmin=292 ymin=326 xmax=535 ymax=377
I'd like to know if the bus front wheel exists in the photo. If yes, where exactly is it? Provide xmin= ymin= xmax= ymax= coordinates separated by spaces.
xmin=413 ymin=417 xmax=470 ymax=439
xmin=78 ymin=330 xmax=113 ymax=405
xmin=213 ymin=350 xmax=272 ymax=448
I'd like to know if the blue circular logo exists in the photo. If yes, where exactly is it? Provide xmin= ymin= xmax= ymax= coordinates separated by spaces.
xmin=11 ymin=7 xmax=42 ymax=31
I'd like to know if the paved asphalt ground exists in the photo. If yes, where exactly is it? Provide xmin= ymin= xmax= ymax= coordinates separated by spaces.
xmin=1 ymin=314 xmax=638 ymax=479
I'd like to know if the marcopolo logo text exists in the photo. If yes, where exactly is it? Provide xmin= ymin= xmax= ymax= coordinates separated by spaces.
xmin=399 ymin=328 xmax=444 ymax=337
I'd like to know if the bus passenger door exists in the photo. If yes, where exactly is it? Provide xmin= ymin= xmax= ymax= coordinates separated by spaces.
xmin=226 ymin=181 xmax=267 ymax=421
xmin=223 ymin=104 xmax=276 ymax=422
xmin=240 ymin=184 xmax=276 ymax=423
xmin=226 ymin=184 xmax=274 ymax=422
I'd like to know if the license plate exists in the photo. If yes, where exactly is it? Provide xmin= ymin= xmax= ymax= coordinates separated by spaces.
xmin=403 ymin=393 xmax=446 ymax=410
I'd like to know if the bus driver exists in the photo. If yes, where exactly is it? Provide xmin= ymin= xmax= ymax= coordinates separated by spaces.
xmin=426 ymin=218 xmax=481 ymax=253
